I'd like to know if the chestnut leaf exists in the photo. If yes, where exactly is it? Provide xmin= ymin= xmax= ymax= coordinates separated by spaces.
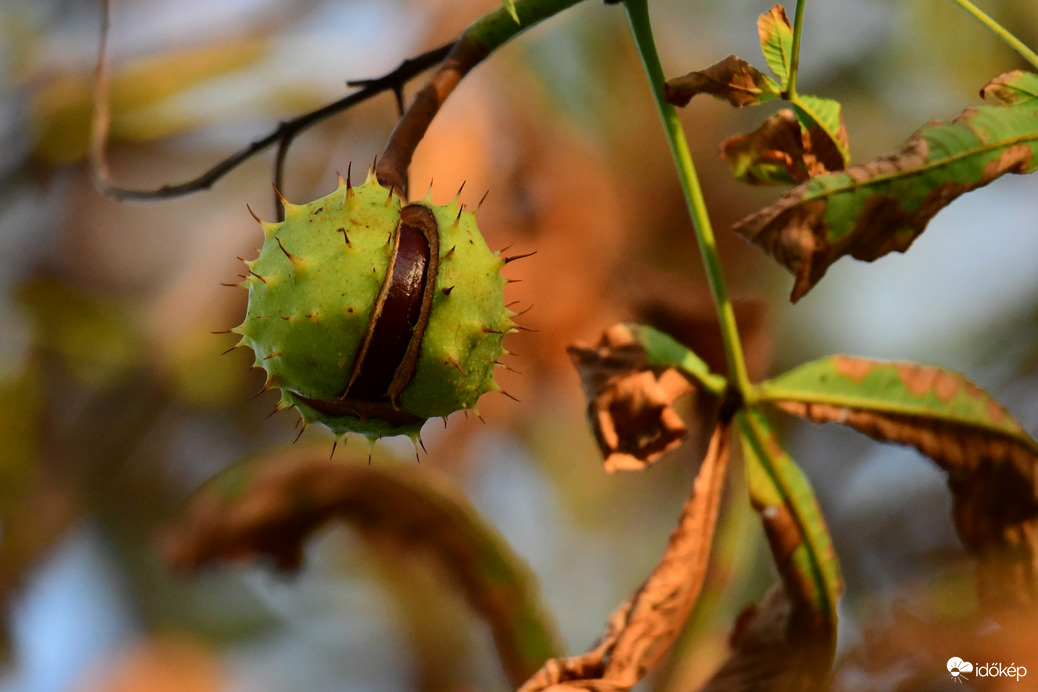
xmin=980 ymin=70 xmax=1038 ymax=107
xmin=758 ymin=4 xmax=794 ymax=89
xmin=759 ymin=355 xmax=1038 ymax=610
xmin=733 ymin=100 xmax=1038 ymax=302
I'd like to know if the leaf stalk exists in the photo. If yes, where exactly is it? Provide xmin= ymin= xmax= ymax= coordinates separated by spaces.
xmin=950 ymin=0 xmax=1038 ymax=71
xmin=786 ymin=0 xmax=807 ymax=97
xmin=621 ymin=0 xmax=754 ymax=401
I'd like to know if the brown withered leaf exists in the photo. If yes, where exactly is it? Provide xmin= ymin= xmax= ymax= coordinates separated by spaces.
xmin=721 ymin=110 xmax=809 ymax=185
xmin=163 ymin=446 xmax=560 ymax=686
xmin=800 ymin=119 xmax=848 ymax=177
xmin=568 ymin=324 xmax=695 ymax=472
xmin=665 ymin=55 xmax=781 ymax=108
xmin=721 ymin=109 xmax=848 ymax=186
xmin=518 ymin=421 xmax=732 ymax=691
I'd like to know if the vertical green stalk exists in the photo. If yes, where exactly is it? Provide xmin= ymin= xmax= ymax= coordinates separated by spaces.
xmin=622 ymin=0 xmax=753 ymax=398
xmin=786 ymin=0 xmax=807 ymax=97
xmin=950 ymin=0 xmax=1038 ymax=70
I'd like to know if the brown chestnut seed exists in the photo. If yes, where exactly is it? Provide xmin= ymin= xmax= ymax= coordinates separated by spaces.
xmin=347 ymin=205 xmax=437 ymax=399
xmin=300 ymin=205 xmax=440 ymax=420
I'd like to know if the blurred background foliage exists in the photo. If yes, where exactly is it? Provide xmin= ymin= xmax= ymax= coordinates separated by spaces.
xmin=1 ymin=0 xmax=1037 ymax=690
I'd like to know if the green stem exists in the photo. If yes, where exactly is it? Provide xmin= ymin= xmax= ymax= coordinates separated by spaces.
xmin=786 ymin=0 xmax=807 ymax=97
xmin=622 ymin=0 xmax=753 ymax=399
xmin=950 ymin=0 xmax=1038 ymax=71
xmin=466 ymin=0 xmax=588 ymax=51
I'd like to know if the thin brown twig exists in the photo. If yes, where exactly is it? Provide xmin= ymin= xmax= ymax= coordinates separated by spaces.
xmin=347 ymin=75 xmax=407 ymax=117
xmin=90 ymin=0 xmax=452 ymax=202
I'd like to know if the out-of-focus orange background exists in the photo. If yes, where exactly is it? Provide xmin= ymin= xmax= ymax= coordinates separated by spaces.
xmin=2 ymin=1 xmax=1037 ymax=690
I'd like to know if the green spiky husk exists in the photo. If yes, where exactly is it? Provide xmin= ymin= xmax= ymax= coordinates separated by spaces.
xmin=235 ymin=174 xmax=513 ymax=441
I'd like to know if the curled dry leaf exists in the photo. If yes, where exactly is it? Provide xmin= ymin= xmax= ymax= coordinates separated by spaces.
xmin=762 ymin=356 xmax=1038 ymax=611
xmin=721 ymin=109 xmax=846 ymax=186
xmin=721 ymin=110 xmax=809 ymax=185
xmin=568 ymin=324 xmax=695 ymax=472
xmin=733 ymin=103 xmax=1038 ymax=302
xmin=163 ymin=445 xmax=560 ymax=686
xmin=519 ymin=421 xmax=732 ymax=691
xmin=664 ymin=55 xmax=780 ymax=109
xmin=791 ymin=94 xmax=850 ymax=170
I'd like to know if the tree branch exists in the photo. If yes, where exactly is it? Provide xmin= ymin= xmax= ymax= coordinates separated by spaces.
xmin=92 ymin=0 xmax=591 ymax=203
xmin=90 ymin=0 xmax=451 ymax=201
xmin=375 ymin=0 xmax=589 ymax=195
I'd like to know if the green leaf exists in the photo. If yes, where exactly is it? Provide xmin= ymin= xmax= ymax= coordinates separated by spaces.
xmin=758 ymin=4 xmax=794 ymax=88
xmin=502 ymin=0 xmax=520 ymax=23
xmin=759 ymin=355 xmax=1038 ymax=610
xmin=981 ymin=70 xmax=1038 ymax=107
xmin=733 ymin=102 xmax=1038 ymax=301
xmin=791 ymin=93 xmax=850 ymax=168
xmin=664 ymin=55 xmax=781 ymax=108
xmin=759 ymin=355 xmax=1038 ymax=461
xmin=737 ymin=408 xmax=841 ymax=628
xmin=631 ymin=323 xmax=727 ymax=395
